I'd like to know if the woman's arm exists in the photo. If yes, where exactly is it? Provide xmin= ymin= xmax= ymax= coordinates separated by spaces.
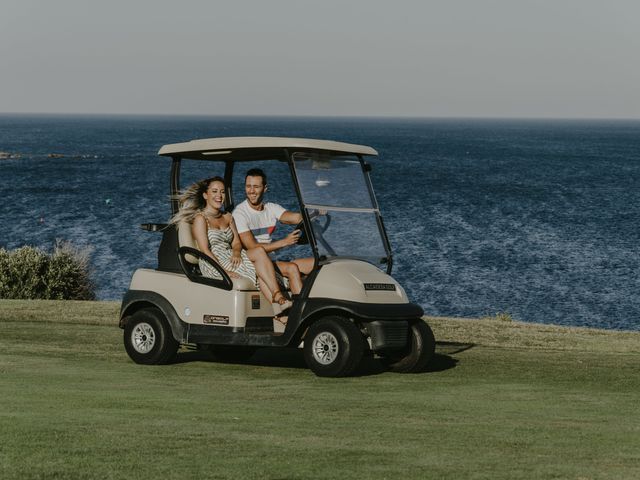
xmin=226 ymin=214 xmax=242 ymax=269
xmin=191 ymin=215 xmax=217 ymax=260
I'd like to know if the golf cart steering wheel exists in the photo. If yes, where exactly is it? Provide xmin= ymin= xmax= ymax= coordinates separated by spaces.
xmin=295 ymin=210 xmax=334 ymax=255
xmin=293 ymin=220 xmax=310 ymax=245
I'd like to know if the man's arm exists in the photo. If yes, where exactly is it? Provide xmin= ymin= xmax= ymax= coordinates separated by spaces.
xmin=234 ymin=207 xmax=302 ymax=253
xmin=238 ymin=229 xmax=300 ymax=253
xmin=280 ymin=209 xmax=327 ymax=224
xmin=279 ymin=211 xmax=302 ymax=225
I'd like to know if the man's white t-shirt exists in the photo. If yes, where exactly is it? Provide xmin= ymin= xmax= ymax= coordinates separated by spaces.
xmin=232 ymin=200 xmax=286 ymax=244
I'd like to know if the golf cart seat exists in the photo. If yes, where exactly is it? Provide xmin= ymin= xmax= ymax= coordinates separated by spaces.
xmin=176 ymin=219 xmax=257 ymax=291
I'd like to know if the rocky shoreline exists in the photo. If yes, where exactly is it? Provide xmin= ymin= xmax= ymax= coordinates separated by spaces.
xmin=0 ymin=151 xmax=97 ymax=159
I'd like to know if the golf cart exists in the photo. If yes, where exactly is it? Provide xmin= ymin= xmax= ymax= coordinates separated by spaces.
xmin=119 ymin=137 xmax=435 ymax=376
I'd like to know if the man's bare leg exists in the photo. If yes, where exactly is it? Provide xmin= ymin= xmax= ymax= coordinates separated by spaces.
xmin=292 ymin=257 xmax=314 ymax=276
xmin=275 ymin=261 xmax=302 ymax=295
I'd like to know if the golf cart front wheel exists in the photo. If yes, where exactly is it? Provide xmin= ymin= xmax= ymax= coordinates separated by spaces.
xmin=303 ymin=316 xmax=365 ymax=377
xmin=380 ymin=319 xmax=435 ymax=373
xmin=124 ymin=307 xmax=178 ymax=365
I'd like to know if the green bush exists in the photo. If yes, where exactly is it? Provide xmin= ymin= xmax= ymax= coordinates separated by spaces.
xmin=0 ymin=241 xmax=95 ymax=300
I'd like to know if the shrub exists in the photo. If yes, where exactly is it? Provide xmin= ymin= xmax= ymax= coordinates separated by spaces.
xmin=0 ymin=246 xmax=49 ymax=299
xmin=0 ymin=241 xmax=95 ymax=300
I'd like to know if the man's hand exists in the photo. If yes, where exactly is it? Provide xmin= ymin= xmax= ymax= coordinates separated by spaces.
xmin=310 ymin=208 xmax=328 ymax=218
xmin=282 ymin=229 xmax=301 ymax=246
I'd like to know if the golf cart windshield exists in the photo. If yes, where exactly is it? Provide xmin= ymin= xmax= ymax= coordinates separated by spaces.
xmin=292 ymin=152 xmax=391 ymax=270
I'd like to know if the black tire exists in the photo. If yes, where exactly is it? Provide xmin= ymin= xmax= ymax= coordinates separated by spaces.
xmin=208 ymin=345 xmax=257 ymax=363
xmin=380 ymin=319 xmax=435 ymax=373
xmin=303 ymin=316 xmax=365 ymax=377
xmin=123 ymin=308 xmax=179 ymax=365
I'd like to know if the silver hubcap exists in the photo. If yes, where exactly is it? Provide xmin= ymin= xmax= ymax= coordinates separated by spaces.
xmin=312 ymin=332 xmax=339 ymax=365
xmin=131 ymin=322 xmax=156 ymax=354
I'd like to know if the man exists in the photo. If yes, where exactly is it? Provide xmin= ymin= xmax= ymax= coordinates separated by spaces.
xmin=232 ymin=168 xmax=314 ymax=286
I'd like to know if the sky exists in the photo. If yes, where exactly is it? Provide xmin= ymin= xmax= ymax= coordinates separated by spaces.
xmin=1 ymin=0 xmax=639 ymax=118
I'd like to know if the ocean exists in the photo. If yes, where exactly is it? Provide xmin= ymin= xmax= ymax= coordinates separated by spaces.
xmin=1 ymin=114 xmax=639 ymax=331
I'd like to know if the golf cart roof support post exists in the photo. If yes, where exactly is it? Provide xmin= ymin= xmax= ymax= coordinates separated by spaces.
xmin=170 ymin=156 xmax=181 ymax=216
xmin=378 ymin=215 xmax=393 ymax=274
xmin=284 ymin=148 xmax=320 ymax=269
xmin=359 ymin=156 xmax=393 ymax=274
xmin=223 ymin=160 xmax=234 ymax=211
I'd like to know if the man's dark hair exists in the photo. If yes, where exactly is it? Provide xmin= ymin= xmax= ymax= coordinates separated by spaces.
xmin=245 ymin=168 xmax=267 ymax=186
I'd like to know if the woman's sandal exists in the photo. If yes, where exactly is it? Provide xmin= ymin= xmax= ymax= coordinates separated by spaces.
xmin=272 ymin=290 xmax=292 ymax=325
xmin=272 ymin=290 xmax=289 ymax=304
xmin=273 ymin=314 xmax=288 ymax=326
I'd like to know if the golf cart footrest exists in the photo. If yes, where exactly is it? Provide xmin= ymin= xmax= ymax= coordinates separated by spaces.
xmin=367 ymin=320 xmax=409 ymax=351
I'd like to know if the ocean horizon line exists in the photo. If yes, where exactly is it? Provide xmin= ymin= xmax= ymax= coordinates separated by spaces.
xmin=1 ymin=111 xmax=640 ymax=123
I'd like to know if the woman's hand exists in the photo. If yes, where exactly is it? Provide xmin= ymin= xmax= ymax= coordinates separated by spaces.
xmin=229 ymin=253 xmax=242 ymax=269
xmin=226 ymin=270 xmax=240 ymax=279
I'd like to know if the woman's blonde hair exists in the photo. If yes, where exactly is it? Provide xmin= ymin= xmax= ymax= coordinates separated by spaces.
xmin=169 ymin=176 xmax=225 ymax=225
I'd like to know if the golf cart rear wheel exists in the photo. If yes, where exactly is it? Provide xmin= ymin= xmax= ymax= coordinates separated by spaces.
xmin=304 ymin=316 xmax=365 ymax=377
xmin=124 ymin=307 xmax=178 ymax=365
xmin=380 ymin=319 xmax=435 ymax=373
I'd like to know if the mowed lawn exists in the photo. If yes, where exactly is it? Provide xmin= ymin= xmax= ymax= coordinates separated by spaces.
xmin=1 ymin=300 xmax=639 ymax=480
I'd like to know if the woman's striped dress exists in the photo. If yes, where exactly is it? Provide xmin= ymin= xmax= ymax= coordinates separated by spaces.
xmin=199 ymin=226 xmax=257 ymax=285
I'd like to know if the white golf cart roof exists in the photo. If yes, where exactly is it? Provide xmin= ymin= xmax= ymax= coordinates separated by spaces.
xmin=158 ymin=136 xmax=378 ymax=160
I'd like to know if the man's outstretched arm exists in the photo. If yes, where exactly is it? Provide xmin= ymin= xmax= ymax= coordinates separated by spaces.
xmin=279 ymin=211 xmax=302 ymax=225
xmin=238 ymin=229 xmax=301 ymax=253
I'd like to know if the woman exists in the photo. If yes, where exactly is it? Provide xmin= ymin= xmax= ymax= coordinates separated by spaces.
xmin=171 ymin=176 xmax=298 ymax=323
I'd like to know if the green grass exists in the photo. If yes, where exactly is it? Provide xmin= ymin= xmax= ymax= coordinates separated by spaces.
xmin=1 ymin=300 xmax=639 ymax=479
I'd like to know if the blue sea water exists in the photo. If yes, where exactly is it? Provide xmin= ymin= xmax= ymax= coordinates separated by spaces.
xmin=1 ymin=114 xmax=639 ymax=331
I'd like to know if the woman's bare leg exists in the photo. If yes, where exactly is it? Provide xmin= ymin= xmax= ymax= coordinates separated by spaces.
xmin=246 ymin=247 xmax=292 ymax=326
xmin=257 ymin=282 xmax=273 ymax=305
xmin=246 ymin=247 xmax=280 ymax=300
